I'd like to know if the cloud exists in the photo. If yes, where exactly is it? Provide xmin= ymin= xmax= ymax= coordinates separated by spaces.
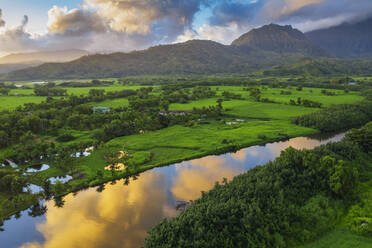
xmin=278 ymin=0 xmax=372 ymax=31
xmin=0 ymin=1 xmax=209 ymax=55
xmin=209 ymin=0 xmax=264 ymax=27
xmin=177 ymin=22 xmax=244 ymax=45
xmin=47 ymin=6 xmax=106 ymax=36
xmin=0 ymin=14 xmax=40 ymax=54
xmin=171 ymin=156 xmax=240 ymax=200
xmin=208 ymin=0 xmax=372 ymax=33
xmin=2 ymin=0 xmax=372 ymax=55
xmin=21 ymin=172 xmax=168 ymax=248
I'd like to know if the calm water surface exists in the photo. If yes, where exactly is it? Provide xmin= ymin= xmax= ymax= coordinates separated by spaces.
xmin=0 ymin=132 xmax=345 ymax=248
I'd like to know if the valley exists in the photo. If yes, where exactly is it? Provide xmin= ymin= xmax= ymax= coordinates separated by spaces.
xmin=0 ymin=6 xmax=372 ymax=247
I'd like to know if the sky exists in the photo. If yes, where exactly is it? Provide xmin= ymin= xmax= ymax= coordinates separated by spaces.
xmin=0 ymin=0 xmax=372 ymax=56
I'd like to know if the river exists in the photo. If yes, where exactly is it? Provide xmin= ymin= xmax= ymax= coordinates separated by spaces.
xmin=0 ymin=132 xmax=345 ymax=248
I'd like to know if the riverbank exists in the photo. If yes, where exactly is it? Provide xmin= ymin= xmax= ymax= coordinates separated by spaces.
xmin=0 ymin=86 xmax=368 ymax=223
xmin=59 ymin=120 xmax=318 ymax=192
xmin=1 ymin=120 xmax=317 ymax=222
xmin=0 ymin=129 xmax=352 ymax=248
xmin=144 ymin=123 xmax=372 ymax=248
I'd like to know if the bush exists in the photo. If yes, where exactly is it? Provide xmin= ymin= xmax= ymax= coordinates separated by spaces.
xmin=56 ymin=133 xmax=75 ymax=142
xmin=258 ymin=134 xmax=267 ymax=140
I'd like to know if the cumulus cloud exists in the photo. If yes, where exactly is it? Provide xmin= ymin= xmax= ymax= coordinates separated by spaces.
xmin=0 ymin=10 xmax=97 ymax=54
xmin=21 ymin=173 xmax=168 ymax=248
xmin=0 ymin=14 xmax=40 ymax=54
xmin=1 ymin=0 xmax=372 ymax=55
xmin=0 ymin=0 xmax=209 ymax=55
xmin=85 ymin=0 xmax=201 ymax=34
xmin=47 ymin=6 xmax=106 ymax=36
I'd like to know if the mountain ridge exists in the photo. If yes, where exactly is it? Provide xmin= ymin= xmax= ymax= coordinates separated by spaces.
xmin=3 ymin=21 xmax=372 ymax=81
xmin=306 ymin=17 xmax=372 ymax=58
xmin=0 ymin=39 xmax=308 ymax=80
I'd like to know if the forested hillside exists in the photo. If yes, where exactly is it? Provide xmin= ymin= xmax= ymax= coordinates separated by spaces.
xmin=0 ymin=40 xmax=302 ymax=80
xmin=261 ymin=59 xmax=372 ymax=76
xmin=307 ymin=17 xmax=372 ymax=58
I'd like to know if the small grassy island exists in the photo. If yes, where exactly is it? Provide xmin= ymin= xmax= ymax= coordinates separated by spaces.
xmin=0 ymin=76 xmax=371 ymax=244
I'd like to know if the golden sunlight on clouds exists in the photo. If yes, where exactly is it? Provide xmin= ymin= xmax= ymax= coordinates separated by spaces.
xmin=84 ymin=0 xmax=192 ymax=34
xmin=231 ymin=150 xmax=247 ymax=161
xmin=262 ymin=0 xmax=325 ymax=20
xmin=21 ymin=172 xmax=167 ymax=248
xmin=171 ymin=156 xmax=238 ymax=200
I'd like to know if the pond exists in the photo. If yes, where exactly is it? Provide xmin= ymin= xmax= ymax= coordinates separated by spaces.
xmin=26 ymin=164 xmax=50 ymax=173
xmin=23 ymin=184 xmax=44 ymax=194
xmin=48 ymin=175 xmax=73 ymax=184
xmin=0 ymin=132 xmax=345 ymax=248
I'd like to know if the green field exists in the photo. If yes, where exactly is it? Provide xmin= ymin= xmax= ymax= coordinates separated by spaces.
xmin=261 ymin=88 xmax=364 ymax=107
xmin=85 ymin=98 xmax=129 ymax=108
xmin=63 ymin=85 xmax=148 ymax=95
xmin=171 ymin=98 xmax=317 ymax=120
xmin=0 ymin=96 xmax=47 ymax=111
xmin=102 ymin=120 xmax=316 ymax=171
xmin=300 ymin=227 xmax=372 ymax=248
xmin=2 ymin=85 xmax=146 ymax=110
xmin=210 ymin=86 xmax=363 ymax=107
xmin=2 ymin=85 xmax=363 ymax=112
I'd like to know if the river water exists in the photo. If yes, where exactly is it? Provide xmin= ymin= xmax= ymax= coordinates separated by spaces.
xmin=0 ymin=132 xmax=345 ymax=248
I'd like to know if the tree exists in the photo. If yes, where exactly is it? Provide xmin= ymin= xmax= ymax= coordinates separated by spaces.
xmin=329 ymin=160 xmax=359 ymax=198
xmin=0 ymin=88 xmax=10 ymax=96
xmin=0 ymin=131 xmax=8 ymax=148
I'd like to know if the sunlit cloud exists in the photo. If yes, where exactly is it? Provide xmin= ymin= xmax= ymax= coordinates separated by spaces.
xmin=21 ymin=172 xmax=168 ymax=248
xmin=1 ymin=0 xmax=372 ymax=55
xmin=171 ymin=156 xmax=238 ymax=200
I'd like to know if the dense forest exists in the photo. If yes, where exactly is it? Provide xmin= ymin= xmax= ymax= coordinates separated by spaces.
xmin=144 ymin=123 xmax=372 ymax=248
xmin=294 ymin=102 xmax=372 ymax=132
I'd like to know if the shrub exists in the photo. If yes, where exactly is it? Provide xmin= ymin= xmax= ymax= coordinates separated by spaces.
xmin=56 ymin=133 xmax=75 ymax=142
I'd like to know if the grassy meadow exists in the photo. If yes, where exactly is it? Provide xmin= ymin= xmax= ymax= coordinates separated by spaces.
xmin=0 ymin=96 xmax=47 ymax=111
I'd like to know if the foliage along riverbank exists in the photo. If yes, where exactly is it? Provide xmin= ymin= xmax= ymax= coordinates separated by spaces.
xmin=0 ymin=84 xmax=369 ymax=223
xmin=144 ymin=123 xmax=372 ymax=248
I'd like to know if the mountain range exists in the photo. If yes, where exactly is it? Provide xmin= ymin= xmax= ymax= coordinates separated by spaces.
xmin=306 ymin=17 xmax=372 ymax=58
xmin=0 ymin=49 xmax=90 ymax=74
xmin=2 ymin=18 xmax=372 ymax=80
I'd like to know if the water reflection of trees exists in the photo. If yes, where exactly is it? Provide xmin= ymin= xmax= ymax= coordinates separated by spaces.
xmin=28 ymin=202 xmax=47 ymax=217
xmin=54 ymin=197 xmax=65 ymax=208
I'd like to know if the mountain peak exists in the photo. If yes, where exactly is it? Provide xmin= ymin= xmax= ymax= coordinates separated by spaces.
xmin=232 ymin=23 xmax=326 ymax=56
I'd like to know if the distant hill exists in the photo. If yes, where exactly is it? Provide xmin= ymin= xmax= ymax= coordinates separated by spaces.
xmin=306 ymin=17 xmax=372 ymax=58
xmin=0 ymin=49 xmax=89 ymax=64
xmin=232 ymin=24 xmax=327 ymax=57
xmin=0 ymin=62 xmax=42 ymax=74
xmin=0 ymin=40 xmax=306 ymax=81
xmin=261 ymin=58 xmax=372 ymax=76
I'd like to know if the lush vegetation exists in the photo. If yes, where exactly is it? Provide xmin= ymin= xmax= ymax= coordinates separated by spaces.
xmin=294 ymin=102 xmax=372 ymax=132
xmin=0 ymin=78 xmax=369 ymax=224
xmin=144 ymin=123 xmax=372 ymax=248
